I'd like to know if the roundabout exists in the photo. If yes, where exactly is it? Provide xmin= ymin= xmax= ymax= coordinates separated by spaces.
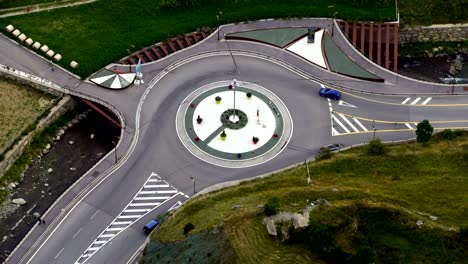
xmin=176 ymin=80 xmax=293 ymax=168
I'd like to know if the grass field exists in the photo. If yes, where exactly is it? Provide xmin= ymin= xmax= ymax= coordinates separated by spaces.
xmin=0 ymin=78 xmax=56 ymax=156
xmin=0 ymin=0 xmax=396 ymax=78
xmin=399 ymin=0 xmax=467 ymax=25
xmin=150 ymin=132 xmax=467 ymax=262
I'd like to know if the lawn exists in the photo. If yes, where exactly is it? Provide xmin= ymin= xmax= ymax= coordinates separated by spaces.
xmin=0 ymin=78 xmax=56 ymax=156
xmin=149 ymin=132 xmax=467 ymax=262
xmin=399 ymin=0 xmax=467 ymax=25
xmin=0 ymin=0 xmax=396 ymax=78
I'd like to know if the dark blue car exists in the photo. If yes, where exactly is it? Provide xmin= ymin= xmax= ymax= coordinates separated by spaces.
xmin=143 ymin=219 xmax=160 ymax=234
xmin=319 ymin=88 xmax=341 ymax=100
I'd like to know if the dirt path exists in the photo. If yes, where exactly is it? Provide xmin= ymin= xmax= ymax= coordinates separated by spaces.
xmin=0 ymin=105 xmax=118 ymax=262
xmin=0 ymin=0 xmax=97 ymax=18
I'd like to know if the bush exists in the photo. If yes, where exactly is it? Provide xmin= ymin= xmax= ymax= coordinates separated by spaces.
xmin=416 ymin=120 xmax=434 ymax=143
xmin=438 ymin=129 xmax=456 ymax=140
xmin=264 ymin=196 xmax=280 ymax=216
xmin=317 ymin=147 xmax=332 ymax=161
xmin=367 ymin=138 xmax=386 ymax=155
xmin=183 ymin=222 xmax=195 ymax=235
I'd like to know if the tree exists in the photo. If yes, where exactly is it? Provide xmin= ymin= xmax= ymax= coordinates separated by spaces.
xmin=264 ymin=196 xmax=280 ymax=216
xmin=416 ymin=120 xmax=434 ymax=143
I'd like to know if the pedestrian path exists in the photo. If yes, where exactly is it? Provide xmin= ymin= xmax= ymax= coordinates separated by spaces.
xmin=75 ymin=172 xmax=186 ymax=264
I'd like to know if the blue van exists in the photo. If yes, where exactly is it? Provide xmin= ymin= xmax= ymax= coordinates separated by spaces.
xmin=143 ymin=219 xmax=160 ymax=234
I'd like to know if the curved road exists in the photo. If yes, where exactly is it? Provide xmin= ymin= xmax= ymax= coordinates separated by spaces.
xmin=1 ymin=18 xmax=467 ymax=264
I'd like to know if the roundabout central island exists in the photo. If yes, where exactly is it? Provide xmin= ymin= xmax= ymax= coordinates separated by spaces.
xmin=176 ymin=80 xmax=293 ymax=168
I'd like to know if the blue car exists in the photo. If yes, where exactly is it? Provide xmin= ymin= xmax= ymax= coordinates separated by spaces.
xmin=319 ymin=88 xmax=341 ymax=100
xmin=143 ymin=219 xmax=160 ymax=234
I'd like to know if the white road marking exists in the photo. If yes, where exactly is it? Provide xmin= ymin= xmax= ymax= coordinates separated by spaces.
xmin=54 ymin=248 xmax=64 ymax=259
xmin=111 ymin=221 xmax=132 ymax=225
xmin=123 ymin=209 xmax=150 ymax=213
xmin=90 ymin=211 xmax=99 ymax=220
xmin=401 ymin=98 xmax=411 ymax=104
xmin=87 ymin=247 xmax=100 ymax=251
xmin=339 ymin=114 xmax=359 ymax=132
xmin=168 ymin=201 xmax=183 ymax=212
xmin=338 ymin=100 xmax=357 ymax=108
xmin=128 ymin=202 xmax=161 ymax=207
xmin=353 ymin=118 xmax=368 ymax=131
xmin=147 ymin=179 xmax=161 ymax=182
xmin=410 ymin=98 xmax=421 ymax=105
xmin=405 ymin=123 xmax=413 ymax=129
xmin=72 ymin=228 xmax=82 ymax=239
xmin=134 ymin=196 xmax=171 ymax=200
xmin=421 ymin=97 xmax=432 ymax=105
xmin=331 ymin=114 xmax=350 ymax=133
xmin=117 ymin=215 xmax=140 ymax=219
xmin=140 ymin=190 xmax=178 ymax=194
xmin=93 ymin=241 xmax=107 ymax=244
xmin=332 ymin=127 xmax=340 ymax=136
xmin=106 ymin=227 xmax=124 ymax=232
xmin=144 ymin=184 xmax=169 ymax=188
xmin=100 ymin=234 xmax=114 ymax=238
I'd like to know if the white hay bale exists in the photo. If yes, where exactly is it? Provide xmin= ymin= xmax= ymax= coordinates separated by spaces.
xmin=6 ymin=25 xmax=14 ymax=32
xmin=12 ymin=29 xmax=21 ymax=37
xmin=46 ymin=49 xmax=55 ymax=57
xmin=53 ymin=54 xmax=62 ymax=62
xmin=40 ymin=45 xmax=49 ymax=53
xmin=70 ymin=61 xmax=79 ymax=68
xmin=18 ymin=34 xmax=27 ymax=41
xmin=24 ymin=38 xmax=33 ymax=46
xmin=32 ymin=42 xmax=41 ymax=49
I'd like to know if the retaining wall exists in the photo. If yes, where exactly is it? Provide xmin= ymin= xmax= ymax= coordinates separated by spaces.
xmin=399 ymin=23 xmax=468 ymax=43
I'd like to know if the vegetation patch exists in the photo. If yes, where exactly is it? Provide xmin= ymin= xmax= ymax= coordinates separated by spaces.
xmin=142 ymin=227 xmax=234 ymax=264
xmin=399 ymin=41 xmax=468 ymax=57
xmin=150 ymin=132 xmax=468 ymax=262
xmin=0 ymin=78 xmax=57 ymax=158
xmin=399 ymin=0 xmax=467 ymax=25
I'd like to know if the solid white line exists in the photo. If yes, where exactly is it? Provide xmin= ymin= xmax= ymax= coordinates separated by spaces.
xmin=140 ymin=190 xmax=177 ymax=194
xmin=100 ymin=234 xmax=114 ymax=238
xmin=134 ymin=196 xmax=170 ymax=200
xmin=147 ymin=179 xmax=161 ymax=182
xmin=331 ymin=114 xmax=350 ymax=133
xmin=72 ymin=228 xmax=82 ymax=239
xmin=128 ymin=202 xmax=161 ymax=206
xmin=123 ymin=209 xmax=150 ymax=213
xmin=106 ymin=227 xmax=124 ymax=232
xmin=353 ymin=118 xmax=368 ymax=131
xmin=405 ymin=123 xmax=413 ymax=129
xmin=410 ymin=98 xmax=421 ymax=105
xmin=111 ymin=221 xmax=132 ymax=225
xmin=93 ymin=241 xmax=107 ymax=244
xmin=339 ymin=114 xmax=359 ymax=132
xmin=144 ymin=184 xmax=169 ymax=188
xmin=401 ymin=98 xmax=411 ymax=104
xmin=421 ymin=97 xmax=432 ymax=105
xmin=117 ymin=215 xmax=141 ymax=219
xmin=54 ymin=248 xmax=64 ymax=259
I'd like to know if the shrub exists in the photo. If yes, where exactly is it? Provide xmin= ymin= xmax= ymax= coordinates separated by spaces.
xmin=367 ymin=138 xmax=386 ymax=155
xmin=416 ymin=120 xmax=434 ymax=143
xmin=438 ymin=129 xmax=456 ymax=140
xmin=317 ymin=147 xmax=332 ymax=161
xmin=183 ymin=222 xmax=195 ymax=235
xmin=215 ymin=96 xmax=221 ymax=102
xmin=264 ymin=196 xmax=280 ymax=216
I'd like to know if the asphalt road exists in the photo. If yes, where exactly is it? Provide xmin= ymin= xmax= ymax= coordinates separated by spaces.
xmin=1 ymin=18 xmax=467 ymax=264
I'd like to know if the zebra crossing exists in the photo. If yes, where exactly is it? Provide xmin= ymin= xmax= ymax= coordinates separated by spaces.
xmin=331 ymin=112 xmax=369 ymax=136
xmin=401 ymin=97 xmax=432 ymax=105
xmin=76 ymin=172 xmax=184 ymax=264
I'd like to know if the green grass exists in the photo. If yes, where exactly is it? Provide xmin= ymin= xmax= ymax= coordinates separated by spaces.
xmin=399 ymin=0 xmax=468 ymax=25
xmin=0 ymin=0 xmax=396 ymax=78
xmin=0 ymin=109 xmax=78 ymax=204
xmin=151 ymin=132 xmax=468 ymax=262
xmin=399 ymin=40 xmax=468 ymax=57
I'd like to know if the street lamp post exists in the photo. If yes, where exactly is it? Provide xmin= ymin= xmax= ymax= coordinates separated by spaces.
xmin=190 ymin=176 xmax=195 ymax=195
xmin=216 ymin=10 xmax=223 ymax=41
xmin=232 ymin=79 xmax=237 ymax=118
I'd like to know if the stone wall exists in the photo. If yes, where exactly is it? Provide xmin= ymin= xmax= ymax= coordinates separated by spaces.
xmin=399 ymin=23 xmax=468 ymax=43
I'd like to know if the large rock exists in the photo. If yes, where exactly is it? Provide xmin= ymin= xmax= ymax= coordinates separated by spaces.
xmin=291 ymin=213 xmax=309 ymax=228
xmin=12 ymin=198 xmax=27 ymax=206
xmin=266 ymin=219 xmax=277 ymax=236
